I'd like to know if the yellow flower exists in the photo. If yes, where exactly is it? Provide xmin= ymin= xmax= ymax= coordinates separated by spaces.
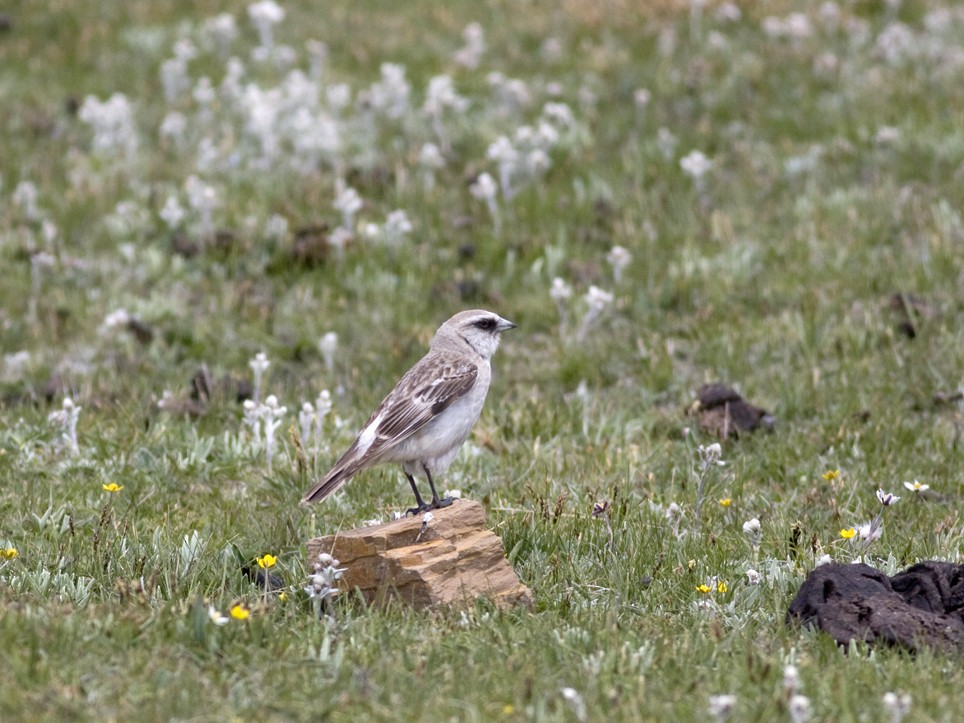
xmin=2 ymin=548 xmax=18 ymax=560
xmin=230 ymin=604 xmax=250 ymax=621
xmin=503 ymin=705 xmax=515 ymax=715
xmin=839 ymin=527 xmax=857 ymax=539
xmin=822 ymin=469 xmax=840 ymax=481
xmin=696 ymin=584 xmax=712 ymax=594
xmin=717 ymin=580 xmax=728 ymax=594
xmin=278 ymin=591 xmax=288 ymax=602
xmin=102 ymin=482 xmax=124 ymax=493
xmin=257 ymin=554 xmax=277 ymax=569
xmin=719 ymin=497 xmax=732 ymax=507
xmin=687 ymin=559 xmax=696 ymax=570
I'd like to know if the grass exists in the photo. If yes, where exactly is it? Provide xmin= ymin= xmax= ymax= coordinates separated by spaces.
xmin=1 ymin=0 xmax=962 ymax=720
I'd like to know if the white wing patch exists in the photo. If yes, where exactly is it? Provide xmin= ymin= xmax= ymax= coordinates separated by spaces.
xmin=354 ymin=412 xmax=382 ymax=456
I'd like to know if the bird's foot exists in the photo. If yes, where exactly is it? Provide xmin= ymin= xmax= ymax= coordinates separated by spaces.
xmin=405 ymin=497 xmax=455 ymax=516
xmin=429 ymin=496 xmax=455 ymax=510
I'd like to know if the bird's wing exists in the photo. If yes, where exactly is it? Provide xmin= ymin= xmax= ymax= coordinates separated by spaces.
xmin=363 ymin=354 xmax=479 ymax=461
xmin=301 ymin=353 xmax=478 ymax=504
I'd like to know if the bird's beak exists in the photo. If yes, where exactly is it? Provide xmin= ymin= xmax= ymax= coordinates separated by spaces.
xmin=497 ymin=317 xmax=517 ymax=333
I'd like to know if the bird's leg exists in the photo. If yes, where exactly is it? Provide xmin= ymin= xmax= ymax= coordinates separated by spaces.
xmin=423 ymin=465 xmax=454 ymax=510
xmin=405 ymin=472 xmax=430 ymax=516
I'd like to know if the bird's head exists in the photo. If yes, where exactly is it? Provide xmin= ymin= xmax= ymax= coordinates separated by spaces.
xmin=435 ymin=309 xmax=516 ymax=359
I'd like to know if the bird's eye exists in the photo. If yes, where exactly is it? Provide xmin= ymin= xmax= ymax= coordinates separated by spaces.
xmin=475 ymin=317 xmax=497 ymax=331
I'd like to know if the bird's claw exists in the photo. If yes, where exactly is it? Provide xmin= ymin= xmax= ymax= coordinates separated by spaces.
xmin=405 ymin=497 xmax=455 ymax=516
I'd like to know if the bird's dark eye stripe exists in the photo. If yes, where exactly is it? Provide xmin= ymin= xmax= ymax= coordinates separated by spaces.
xmin=474 ymin=318 xmax=497 ymax=330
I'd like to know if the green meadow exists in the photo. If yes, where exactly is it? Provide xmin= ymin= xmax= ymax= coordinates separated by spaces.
xmin=1 ymin=1 xmax=962 ymax=720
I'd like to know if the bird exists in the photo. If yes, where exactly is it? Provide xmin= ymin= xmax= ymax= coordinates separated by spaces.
xmin=301 ymin=309 xmax=516 ymax=514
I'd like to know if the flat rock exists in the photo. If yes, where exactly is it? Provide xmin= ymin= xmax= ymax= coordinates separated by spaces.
xmin=307 ymin=500 xmax=532 ymax=609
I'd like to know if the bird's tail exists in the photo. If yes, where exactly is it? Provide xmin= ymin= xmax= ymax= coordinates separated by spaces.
xmin=300 ymin=462 xmax=356 ymax=505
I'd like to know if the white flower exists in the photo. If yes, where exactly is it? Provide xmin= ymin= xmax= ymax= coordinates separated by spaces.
xmin=13 ymin=180 xmax=41 ymax=219
xmin=708 ymin=694 xmax=737 ymax=720
xmin=159 ymin=112 xmax=187 ymax=142
xmin=470 ymin=172 xmax=498 ymax=201
xmin=876 ymin=489 xmax=900 ymax=506
xmin=369 ymin=62 xmax=410 ymax=119
xmin=606 ymin=246 xmax=632 ymax=283
xmin=542 ymin=102 xmax=575 ymax=128
xmin=383 ymin=209 xmax=413 ymax=246
xmin=454 ymin=22 xmax=486 ymax=69
xmin=249 ymin=352 xmax=270 ymax=375
xmin=2 ymin=351 xmax=31 ymax=381
xmin=184 ymin=175 xmax=218 ymax=230
xmin=875 ymin=126 xmax=901 ymax=145
xmin=575 ymin=286 xmax=614 ymax=341
xmin=882 ymin=692 xmax=911 ymax=723
xmin=560 ymin=687 xmax=586 ymax=723
xmin=745 ymin=568 xmax=762 ymax=585
xmin=159 ymin=196 xmax=185 ymax=229
xmin=585 ymin=285 xmax=614 ymax=313
xmin=361 ymin=222 xmax=382 ymax=241
xmin=742 ymin=518 xmax=761 ymax=536
xmin=698 ymin=442 xmax=725 ymax=466
xmin=326 ymin=83 xmax=351 ymax=110
xmin=443 ymin=489 xmax=462 ymax=500
xmin=782 ymin=664 xmax=800 ymax=694
xmin=41 ymin=220 xmax=58 ymax=244
xmin=264 ymin=394 xmax=286 ymax=417
xmin=264 ymin=213 xmax=289 ymax=240
xmin=101 ymin=308 xmax=131 ymax=331
xmin=550 ymin=277 xmax=572 ymax=302
xmin=902 ymin=480 xmax=929 ymax=493
xmin=421 ymin=511 xmax=434 ymax=525
xmin=316 ymin=389 xmax=333 ymax=417
xmin=419 ymin=142 xmax=445 ymax=169
xmin=487 ymin=135 xmax=518 ymax=165
xmin=299 ymin=402 xmax=315 ymax=442
xmin=318 ymin=332 xmax=338 ymax=372
xmin=208 ymin=605 xmax=229 ymax=626
xmin=423 ymin=75 xmax=468 ymax=116
xmin=78 ymin=93 xmax=138 ymax=156
xmin=715 ymin=2 xmax=741 ymax=22
xmin=48 ymin=397 xmax=82 ymax=454
xmin=857 ymin=520 xmax=882 ymax=542
xmin=328 ymin=227 xmax=353 ymax=253
xmin=788 ymin=694 xmax=811 ymax=723
xmin=203 ymin=13 xmax=238 ymax=51
xmin=248 ymin=1 xmax=285 ymax=28
xmin=334 ymin=185 xmax=363 ymax=229
xmin=680 ymin=150 xmax=712 ymax=180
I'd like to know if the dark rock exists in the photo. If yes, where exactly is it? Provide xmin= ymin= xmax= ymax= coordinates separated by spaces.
xmin=933 ymin=389 xmax=963 ymax=407
xmin=289 ymin=224 xmax=331 ymax=267
xmin=692 ymin=383 xmax=775 ymax=438
xmin=170 ymin=233 xmax=200 ymax=258
xmin=126 ymin=317 xmax=154 ymax=345
xmin=242 ymin=565 xmax=285 ymax=592
xmin=887 ymin=292 xmax=936 ymax=339
xmin=190 ymin=365 xmax=213 ymax=403
xmin=786 ymin=562 xmax=964 ymax=653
